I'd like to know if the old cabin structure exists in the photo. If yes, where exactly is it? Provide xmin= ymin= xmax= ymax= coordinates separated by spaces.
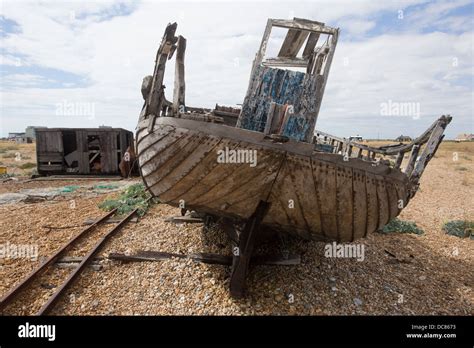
xmin=36 ymin=127 xmax=133 ymax=175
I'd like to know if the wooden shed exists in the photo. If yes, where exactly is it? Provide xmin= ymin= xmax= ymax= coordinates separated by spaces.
xmin=35 ymin=127 xmax=134 ymax=175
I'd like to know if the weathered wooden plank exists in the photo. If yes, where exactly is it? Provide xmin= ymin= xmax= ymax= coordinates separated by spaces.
xmin=146 ymin=23 xmax=178 ymax=131
xmin=108 ymin=251 xmax=300 ymax=266
xmin=164 ymin=216 xmax=203 ymax=223
xmin=173 ymin=35 xmax=186 ymax=116
xmin=263 ymin=102 xmax=276 ymax=135
xmin=230 ymin=200 xmax=269 ymax=297
xmin=271 ymin=19 xmax=337 ymax=35
xmin=365 ymin=173 xmax=379 ymax=236
xmin=262 ymin=57 xmax=309 ymax=67
xmin=336 ymin=166 xmax=353 ymax=242
xmin=152 ymin=137 xmax=221 ymax=198
xmin=386 ymin=180 xmax=400 ymax=221
xmin=352 ymin=169 xmax=367 ymax=241
xmin=278 ymin=29 xmax=309 ymax=58
xmin=302 ymin=32 xmax=320 ymax=58
xmin=404 ymin=144 xmax=420 ymax=176
xmin=394 ymin=151 xmax=405 ymax=169
xmin=158 ymin=138 xmax=239 ymax=203
xmin=141 ymin=133 xmax=203 ymax=179
xmin=376 ymin=176 xmax=390 ymax=230
xmin=264 ymin=155 xmax=317 ymax=239
xmin=312 ymin=159 xmax=337 ymax=240
xmin=411 ymin=121 xmax=448 ymax=181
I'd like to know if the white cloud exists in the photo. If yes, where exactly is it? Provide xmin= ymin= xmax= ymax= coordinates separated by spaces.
xmin=336 ymin=19 xmax=376 ymax=36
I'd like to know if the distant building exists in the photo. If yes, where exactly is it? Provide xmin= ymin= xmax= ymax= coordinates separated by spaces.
xmin=8 ymin=132 xmax=32 ymax=143
xmin=396 ymin=135 xmax=412 ymax=142
xmin=455 ymin=133 xmax=474 ymax=142
xmin=349 ymin=135 xmax=363 ymax=142
xmin=8 ymin=132 xmax=25 ymax=139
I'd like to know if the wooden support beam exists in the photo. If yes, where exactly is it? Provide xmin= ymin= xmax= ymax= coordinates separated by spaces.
xmin=278 ymin=29 xmax=309 ymax=58
xmin=302 ymin=32 xmax=321 ymax=59
xmin=394 ymin=152 xmax=405 ymax=169
xmin=347 ymin=145 xmax=353 ymax=157
xmin=271 ymin=19 xmax=337 ymax=35
xmin=230 ymin=201 xmax=270 ymax=298
xmin=404 ymin=145 xmax=420 ymax=176
xmin=173 ymin=35 xmax=186 ymax=116
xmin=147 ymin=23 xmax=178 ymax=131
xmin=262 ymin=57 xmax=308 ymax=68
xmin=108 ymin=251 xmax=300 ymax=266
xmin=164 ymin=216 xmax=204 ymax=224
xmin=410 ymin=119 xmax=448 ymax=181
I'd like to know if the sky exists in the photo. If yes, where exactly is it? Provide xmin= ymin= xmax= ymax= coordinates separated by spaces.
xmin=0 ymin=0 xmax=472 ymax=139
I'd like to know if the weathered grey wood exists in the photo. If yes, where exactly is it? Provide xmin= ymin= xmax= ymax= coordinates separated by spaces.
xmin=164 ymin=216 xmax=203 ymax=223
xmin=404 ymin=145 xmax=420 ymax=176
xmin=394 ymin=151 xmax=405 ymax=169
xmin=108 ymin=251 xmax=300 ymax=266
xmin=230 ymin=200 xmax=269 ymax=298
xmin=271 ymin=18 xmax=337 ymax=35
xmin=278 ymin=29 xmax=309 ymax=58
xmin=302 ymin=31 xmax=321 ymax=58
xmin=262 ymin=57 xmax=308 ymax=67
xmin=336 ymin=166 xmax=353 ymax=241
xmin=376 ymin=177 xmax=390 ymax=230
xmin=173 ymin=35 xmax=186 ymax=116
xmin=410 ymin=120 xmax=448 ymax=182
xmin=352 ymin=169 xmax=367 ymax=240
xmin=146 ymin=23 xmax=178 ymax=131
xmin=263 ymin=102 xmax=277 ymax=135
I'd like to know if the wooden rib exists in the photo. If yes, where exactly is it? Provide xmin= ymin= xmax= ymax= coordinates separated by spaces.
xmin=394 ymin=181 xmax=408 ymax=213
xmin=309 ymin=155 xmax=325 ymax=239
xmin=376 ymin=176 xmax=390 ymax=230
xmin=386 ymin=180 xmax=400 ymax=221
xmin=365 ymin=172 xmax=379 ymax=236
xmin=352 ymin=168 xmax=367 ymax=241
xmin=336 ymin=166 xmax=353 ymax=242
xmin=312 ymin=159 xmax=338 ymax=240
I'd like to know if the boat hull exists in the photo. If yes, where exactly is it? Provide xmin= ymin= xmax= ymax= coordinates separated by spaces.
xmin=137 ymin=117 xmax=411 ymax=242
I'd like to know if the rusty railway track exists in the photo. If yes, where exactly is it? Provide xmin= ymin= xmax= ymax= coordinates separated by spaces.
xmin=0 ymin=207 xmax=139 ymax=316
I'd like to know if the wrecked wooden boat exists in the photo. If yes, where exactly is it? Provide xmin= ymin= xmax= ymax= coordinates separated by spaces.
xmin=136 ymin=19 xmax=451 ymax=296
